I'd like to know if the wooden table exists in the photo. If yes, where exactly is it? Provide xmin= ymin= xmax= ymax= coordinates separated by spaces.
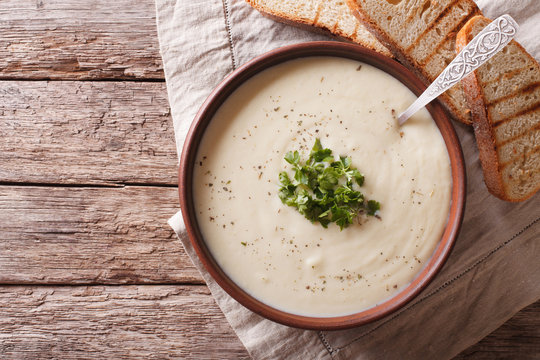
xmin=0 ymin=1 xmax=537 ymax=358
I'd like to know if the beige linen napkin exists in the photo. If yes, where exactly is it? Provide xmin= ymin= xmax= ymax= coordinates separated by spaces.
xmin=157 ymin=1 xmax=540 ymax=358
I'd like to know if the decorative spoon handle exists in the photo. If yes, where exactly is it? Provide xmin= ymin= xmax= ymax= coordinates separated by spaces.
xmin=398 ymin=14 xmax=519 ymax=125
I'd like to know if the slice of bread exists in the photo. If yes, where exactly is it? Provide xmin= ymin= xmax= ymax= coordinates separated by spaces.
xmin=346 ymin=0 xmax=481 ymax=124
xmin=245 ymin=0 xmax=391 ymax=57
xmin=456 ymin=15 xmax=540 ymax=202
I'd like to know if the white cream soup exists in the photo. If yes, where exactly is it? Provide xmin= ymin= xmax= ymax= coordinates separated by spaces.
xmin=193 ymin=57 xmax=452 ymax=317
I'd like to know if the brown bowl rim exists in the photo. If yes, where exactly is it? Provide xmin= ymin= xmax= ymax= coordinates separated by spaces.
xmin=178 ymin=41 xmax=466 ymax=330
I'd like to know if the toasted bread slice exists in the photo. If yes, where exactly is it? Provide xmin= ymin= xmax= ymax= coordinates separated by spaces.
xmin=457 ymin=15 xmax=540 ymax=202
xmin=245 ymin=0 xmax=391 ymax=56
xmin=346 ymin=0 xmax=481 ymax=124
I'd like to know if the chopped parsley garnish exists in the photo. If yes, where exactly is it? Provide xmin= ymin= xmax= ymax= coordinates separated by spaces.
xmin=278 ymin=139 xmax=380 ymax=230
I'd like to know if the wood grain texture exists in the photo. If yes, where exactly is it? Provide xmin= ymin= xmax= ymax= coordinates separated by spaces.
xmin=0 ymin=185 xmax=201 ymax=284
xmin=454 ymin=301 xmax=540 ymax=360
xmin=0 ymin=285 xmax=250 ymax=359
xmin=0 ymin=0 xmax=163 ymax=80
xmin=0 ymin=0 xmax=536 ymax=357
xmin=0 ymin=284 xmax=535 ymax=359
xmin=0 ymin=81 xmax=177 ymax=185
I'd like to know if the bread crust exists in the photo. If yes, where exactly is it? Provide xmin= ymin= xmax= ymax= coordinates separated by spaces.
xmin=457 ymin=29 xmax=506 ymax=198
xmin=346 ymin=0 xmax=479 ymax=125
xmin=457 ymin=15 xmax=540 ymax=201
xmin=246 ymin=0 xmax=392 ymax=56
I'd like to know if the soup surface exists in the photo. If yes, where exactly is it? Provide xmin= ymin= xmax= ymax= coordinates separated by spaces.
xmin=193 ymin=57 xmax=452 ymax=317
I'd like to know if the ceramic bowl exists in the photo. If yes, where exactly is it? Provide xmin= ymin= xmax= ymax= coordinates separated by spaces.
xmin=178 ymin=41 xmax=466 ymax=330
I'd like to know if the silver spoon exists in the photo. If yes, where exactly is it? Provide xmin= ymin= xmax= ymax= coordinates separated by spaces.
xmin=398 ymin=14 xmax=519 ymax=125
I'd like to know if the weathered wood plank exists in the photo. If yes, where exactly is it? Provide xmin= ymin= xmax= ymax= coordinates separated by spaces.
xmin=454 ymin=301 xmax=540 ymax=359
xmin=0 ymin=284 xmax=535 ymax=359
xmin=0 ymin=185 xmax=537 ymax=354
xmin=0 ymin=285 xmax=250 ymax=359
xmin=0 ymin=81 xmax=178 ymax=185
xmin=0 ymin=0 xmax=163 ymax=80
xmin=0 ymin=185 xmax=201 ymax=284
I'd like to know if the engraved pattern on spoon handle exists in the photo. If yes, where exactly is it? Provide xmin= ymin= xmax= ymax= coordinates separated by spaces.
xmin=398 ymin=14 xmax=519 ymax=125
xmin=427 ymin=14 xmax=518 ymax=97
